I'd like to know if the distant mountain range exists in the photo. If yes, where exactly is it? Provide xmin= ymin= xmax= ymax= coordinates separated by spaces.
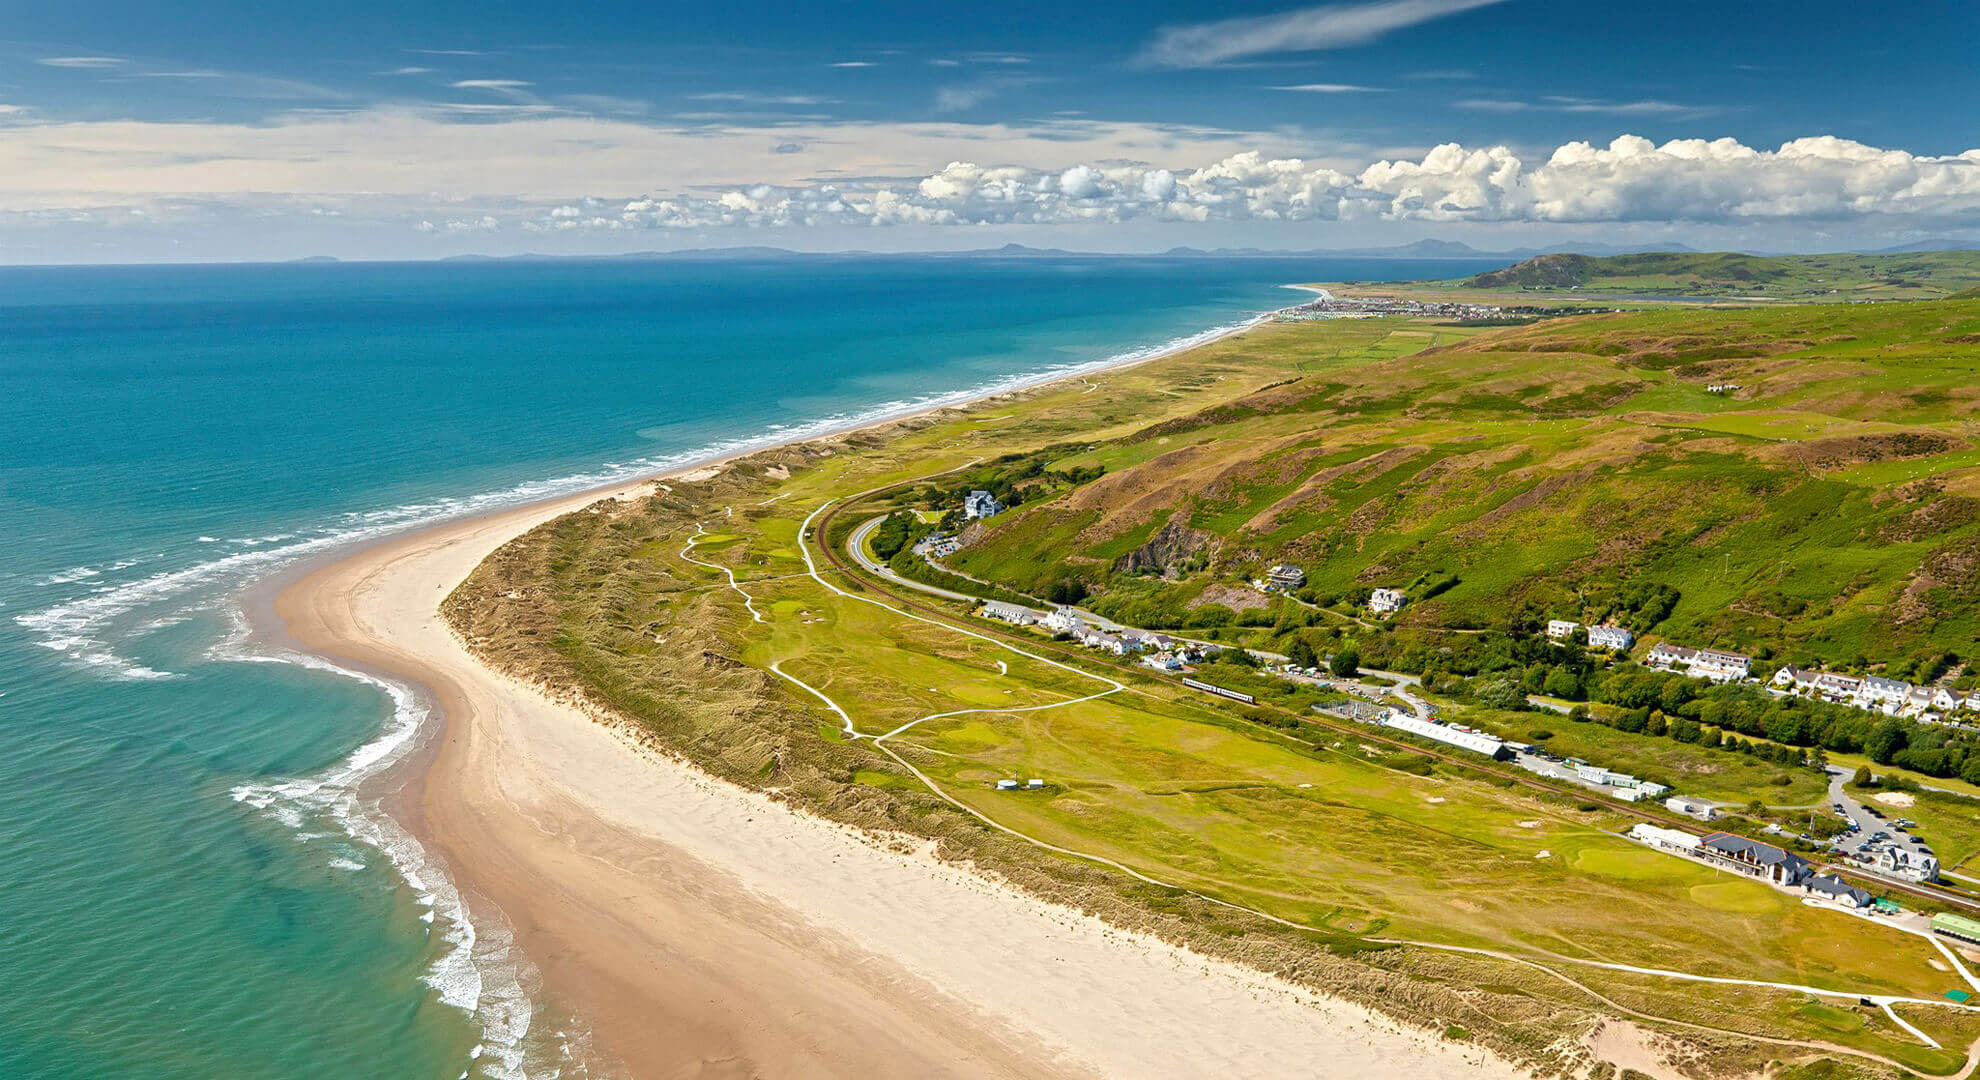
xmin=291 ymin=237 xmax=1980 ymax=266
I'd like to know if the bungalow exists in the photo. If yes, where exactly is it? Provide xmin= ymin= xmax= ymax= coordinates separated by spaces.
xmin=1546 ymin=619 xmax=1580 ymax=641
xmin=1586 ymin=624 xmax=1634 ymax=651
xmin=1369 ymin=587 xmax=1407 ymax=615
xmin=962 ymin=490 xmax=1004 ymax=519
xmin=1142 ymin=652 xmax=1186 ymax=672
xmin=1664 ymin=795 xmax=1718 ymax=821
xmin=1698 ymin=831 xmax=1813 ymax=886
xmin=979 ymin=601 xmax=1037 ymax=625
xmin=1805 ymin=874 xmax=1874 ymax=909
xmin=1629 ymin=823 xmax=1701 ymax=854
xmin=1265 ymin=564 xmax=1306 ymax=590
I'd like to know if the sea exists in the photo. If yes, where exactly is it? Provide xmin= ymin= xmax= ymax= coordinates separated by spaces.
xmin=0 ymin=254 xmax=1501 ymax=1079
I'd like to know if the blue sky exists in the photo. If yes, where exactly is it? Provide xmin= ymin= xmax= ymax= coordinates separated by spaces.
xmin=2 ymin=0 xmax=1977 ymax=260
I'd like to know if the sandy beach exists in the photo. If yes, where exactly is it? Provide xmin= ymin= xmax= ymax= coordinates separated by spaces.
xmin=273 ymin=327 xmax=1533 ymax=1078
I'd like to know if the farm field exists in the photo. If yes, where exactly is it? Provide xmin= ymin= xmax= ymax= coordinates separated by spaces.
xmin=450 ymin=299 xmax=1980 ymax=1078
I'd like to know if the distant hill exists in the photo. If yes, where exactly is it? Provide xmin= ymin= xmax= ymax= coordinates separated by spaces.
xmin=1463 ymin=250 xmax=1980 ymax=299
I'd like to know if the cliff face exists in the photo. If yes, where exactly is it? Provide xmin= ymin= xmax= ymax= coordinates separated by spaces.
xmin=1113 ymin=511 xmax=1214 ymax=578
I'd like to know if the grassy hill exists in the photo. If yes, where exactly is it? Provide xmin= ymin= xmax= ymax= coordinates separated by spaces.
xmin=951 ymin=298 xmax=1980 ymax=671
xmin=1457 ymin=250 xmax=1980 ymax=299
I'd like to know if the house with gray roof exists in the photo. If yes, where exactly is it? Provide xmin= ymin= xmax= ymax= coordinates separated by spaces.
xmin=1698 ymin=831 xmax=1813 ymax=886
xmin=1805 ymin=874 xmax=1874 ymax=909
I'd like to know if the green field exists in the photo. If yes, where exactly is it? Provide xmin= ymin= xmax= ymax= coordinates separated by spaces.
xmin=448 ymin=299 xmax=1980 ymax=1078
xmin=1455 ymin=250 xmax=1980 ymax=300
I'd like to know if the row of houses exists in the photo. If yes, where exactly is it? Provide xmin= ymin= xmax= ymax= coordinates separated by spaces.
xmin=1545 ymin=620 xmax=1636 ymax=651
xmin=991 ymin=604 xmax=1210 ymax=671
xmin=1771 ymin=664 xmax=1978 ymax=722
xmin=1645 ymin=642 xmax=1753 ymax=683
xmin=1627 ymin=824 xmax=1877 ymax=907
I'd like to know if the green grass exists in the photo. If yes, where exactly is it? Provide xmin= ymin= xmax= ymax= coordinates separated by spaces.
xmin=448 ymin=306 xmax=1980 ymax=1078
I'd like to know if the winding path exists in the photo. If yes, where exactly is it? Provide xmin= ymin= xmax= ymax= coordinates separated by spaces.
xmin=680 ymin=502 xmax=1980 ymax=1077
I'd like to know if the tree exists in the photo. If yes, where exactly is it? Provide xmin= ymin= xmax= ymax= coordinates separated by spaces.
xmin=1329 ymin=647 xmax=1361 ymax=678
xmin=1287 ymin=636 xmax=1319 ymax=670
xmin=1866 ymin=719 xmax=1906 ymax=765
xmin=1543 ymin=666 xmax=1584 ymax=701
xmin=1851 ymin=765 xmax=1874 ymax=788
xmin=1474 ymin=677 xmax=1527 ymax=712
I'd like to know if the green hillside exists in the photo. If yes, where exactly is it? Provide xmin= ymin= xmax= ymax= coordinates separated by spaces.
xmin=1459 ymin=250 xmax=1980 ymax=299
xmin=951 ymin=298 xmax=1980 ymax=672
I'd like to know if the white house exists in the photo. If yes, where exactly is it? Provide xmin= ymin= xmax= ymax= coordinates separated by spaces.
xmin=1648 ymin=643 xmax=1749 ymax=683
xmin=1629 ymin=823 xmax=1700 ymax=854
xmin=1857 ymin=675 xmax=1911 ymax=706
xmin=1587 ymin=624 xmax=1634 ymax=651
xmin=1043 ymin=608 xmax=1086 ymax=634
xmin=1546 ymin=619 xmax=1580 ymax=641
xmin=1265 ymin=564 xmax=1306 ymax=590
xmin=979 ymin=601 xmax=1036 ymax=625
xmin=963 ymin=490 xmax=1003 ymax=519
xmin=1369 ymin=588 xmax=1407 ymax=615
xmin=1932 ymin=687 xmax=1960 ymax=712
xmin=1665 ymin=796 xmax=1717 ymax=821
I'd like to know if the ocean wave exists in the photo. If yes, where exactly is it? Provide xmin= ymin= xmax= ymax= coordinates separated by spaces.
xmin=18 ymin=303 xmax=1274 ymax=1076
xmin=226 ymin=646 xmax=549 ymax=1079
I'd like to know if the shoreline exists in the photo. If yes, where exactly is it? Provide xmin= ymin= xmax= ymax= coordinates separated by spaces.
xmin=266 ymin=300 xmax=1529 ymax=1079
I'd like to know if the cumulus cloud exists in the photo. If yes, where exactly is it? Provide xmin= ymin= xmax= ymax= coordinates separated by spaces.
xmin=1143 ymin=0 xmax=1509 ymax=68
xmin=523 ymin=135 xmax=1980 ymax=232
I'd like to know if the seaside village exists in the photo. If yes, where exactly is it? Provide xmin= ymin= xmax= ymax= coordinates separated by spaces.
xmin=952 ymin=530 xmax=1978 ymax=924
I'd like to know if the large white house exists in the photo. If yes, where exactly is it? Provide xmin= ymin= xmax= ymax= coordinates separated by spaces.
xmin=1587 ymin=624 xmax=1634 ymax=651
xmin=1369 ymin=588 xmax=1407 ymax=615
xmin=962 ymin=490 xmax=1004 ymax=519
xmin=1546 ymin=619 xmax=1580 ymax=641
xmin=1043 ymin=608 xmax=1086 ymax=634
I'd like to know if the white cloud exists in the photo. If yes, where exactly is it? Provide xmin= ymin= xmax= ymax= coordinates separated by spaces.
xmin=831 ymin=61 xmax=877 ymax=68
xmin=38 ymin=56 xmax=126 ymax=68
xmin=381 ymin=66 xmax=433 ymax=76
xmin=545 ymin=135 xmax=1980 ymax=231
xmin=934 ymin=85 xmax=995 ymax=112
xmin=1143 ymin=0 xmax=1510 ymax=68
xmin=689 ymin=92 xmax=835 ymax=106
xmin=1272 ymin=83 xmax=1384 ymax=93
xmin=0 ymin=107 xmax=1972 ymax=242
xmin=452 ymin=79 xmax=533 ymax=90
xmin=1457 ymin=96 xmax=1703 ymax=115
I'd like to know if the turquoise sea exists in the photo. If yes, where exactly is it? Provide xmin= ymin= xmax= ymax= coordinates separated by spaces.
xmin=0 ymin=255 xmax=1498 ymax=1078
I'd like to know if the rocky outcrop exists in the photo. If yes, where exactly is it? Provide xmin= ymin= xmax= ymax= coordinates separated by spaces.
xmin=1112 ymin=511 xmax=1215 ymax=578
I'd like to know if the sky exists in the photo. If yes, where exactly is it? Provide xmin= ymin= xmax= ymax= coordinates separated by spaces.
xmin=2 ymin=0 xmax=1978 ymax=261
